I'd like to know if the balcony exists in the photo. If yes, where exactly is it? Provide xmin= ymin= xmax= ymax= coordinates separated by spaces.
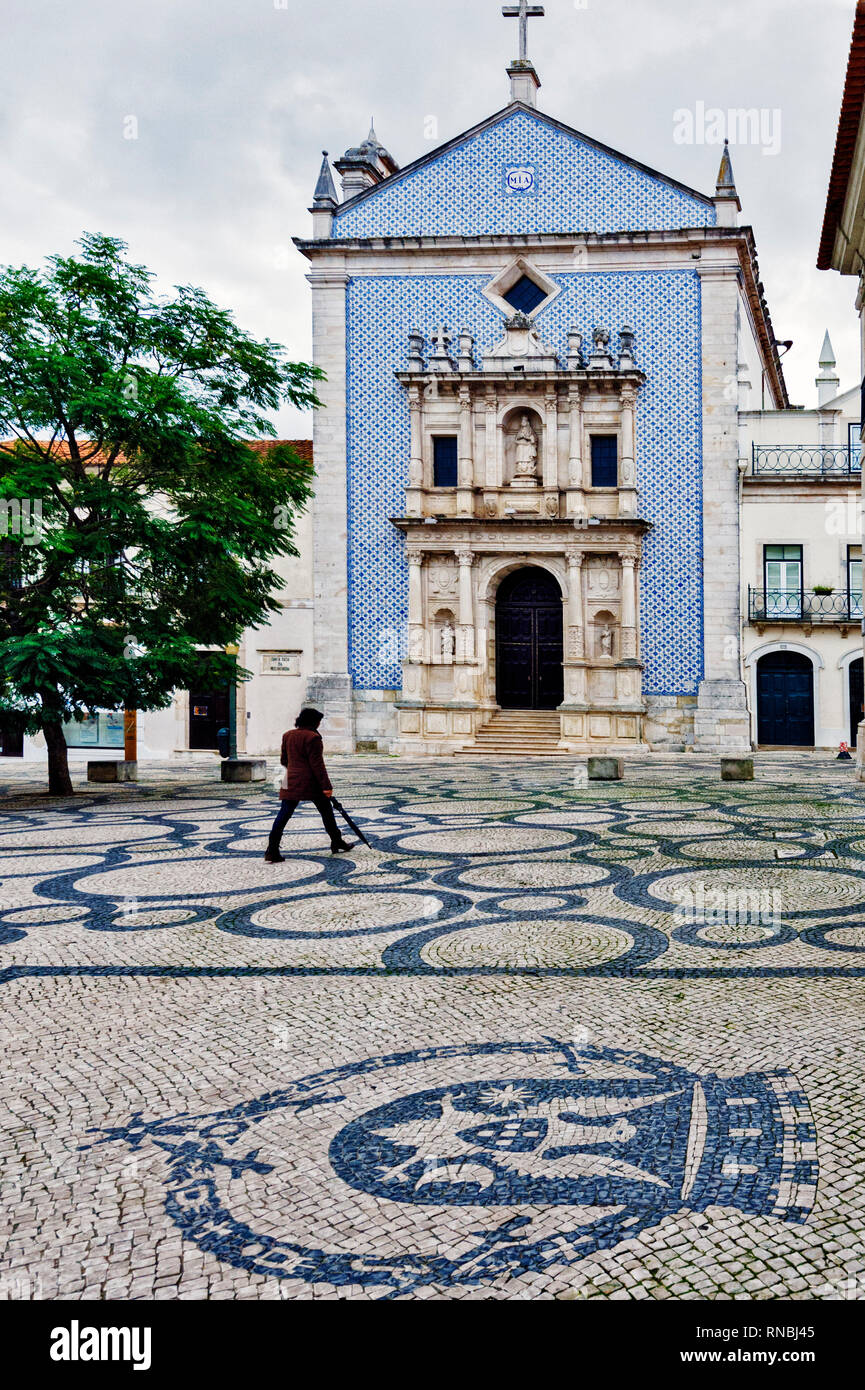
xmin=749 ymin=587 xmax=864 ymax=627
xmin=751 ymin=445 xmax=861 ymax=477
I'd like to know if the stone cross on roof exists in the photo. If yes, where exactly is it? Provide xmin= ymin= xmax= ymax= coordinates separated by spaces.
xmin=502 ymin=0 xmax=545 ymax=62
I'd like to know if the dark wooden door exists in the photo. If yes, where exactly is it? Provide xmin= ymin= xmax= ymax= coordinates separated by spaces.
xmin=188 ymin=686 xmax=230 ymax=750
xmin=850 ymin=658 xmax=864 ymax=748
xmin=756 ymin=652 xmax=814 ymax=747
xmin=496 ymin=568 xmax=564 ymax=710
xmin=0 ymin=718 xmax=24 ymax=757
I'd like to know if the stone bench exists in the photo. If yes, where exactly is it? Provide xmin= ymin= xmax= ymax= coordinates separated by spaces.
xmin=221 ymin=759 xmax=268 ymax=783
xmin=87 ymin=761 xmax=138 ymax=783
xmin=588 ymin=757 xmax=624 ymax=782
xmin=721 ymin=757 xmax=754 ymax=782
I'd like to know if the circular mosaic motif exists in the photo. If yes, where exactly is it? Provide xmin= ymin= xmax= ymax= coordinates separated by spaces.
xmin=397 ymin=826 xmax=577 ymax=855
xmin=423 ymin=919 xmax=637 ymax=970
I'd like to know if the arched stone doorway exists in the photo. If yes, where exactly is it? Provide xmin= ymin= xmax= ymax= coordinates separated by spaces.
xmin=850 ymin=657 xmax=864 ymax=748
xmin=756 ymin=651 xmax=815 ymax=747
xmin=496 ymin=567 xmax=564 ymax=710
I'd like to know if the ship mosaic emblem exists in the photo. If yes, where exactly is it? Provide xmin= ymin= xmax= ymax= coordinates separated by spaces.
xmin=84 ymin=1041 xmax=818 ymax=1297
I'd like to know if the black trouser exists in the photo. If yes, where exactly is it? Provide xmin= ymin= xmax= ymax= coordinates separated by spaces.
xmin=268 ymin=794 xmax=342 ymax=850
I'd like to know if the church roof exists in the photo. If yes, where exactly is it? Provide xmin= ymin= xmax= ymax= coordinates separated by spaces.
xmin=330 ymin=102 xmax=716 ymax=241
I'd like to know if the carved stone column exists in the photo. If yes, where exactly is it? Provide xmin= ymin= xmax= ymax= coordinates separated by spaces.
xmin=621 ymin=552 xmax=638 ymax=660
xmin=565 ymin=553 xmax=587 ymax=705
xmin=483 ymin=388 xmax=500 ymax=517
xmin=407 ymin=547 xmax=425 ymax=659
xmin=458 ymin=387 xmax=474 ymax=517
xmin=619 ymin=385 xmax=638 ymax=518
xmin=543 ymin=390 xmax=559 ymax=517
xmin=407 ymin=385 xmax=424 ymax=517
xmin=567 ymin=384 xmax=586 ymax=518
xmin=457 ymin=549 xmax=475 ymax=665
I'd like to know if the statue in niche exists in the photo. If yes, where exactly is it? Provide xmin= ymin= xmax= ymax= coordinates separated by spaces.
xmin=513 ymin=415 xmax=539 ymax=481
xmin=599 ymin=625 xmax=614 ymax=658
xmin=440 ymin=622 xmax=456 ymax=662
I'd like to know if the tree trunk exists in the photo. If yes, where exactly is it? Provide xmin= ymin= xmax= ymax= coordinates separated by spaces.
xmin=43 ymin=719 xmax=74 ymax=797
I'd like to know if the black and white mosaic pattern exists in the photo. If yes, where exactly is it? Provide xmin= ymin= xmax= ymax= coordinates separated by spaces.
xmin=1 ymin=754 xmax=864 ymax=1300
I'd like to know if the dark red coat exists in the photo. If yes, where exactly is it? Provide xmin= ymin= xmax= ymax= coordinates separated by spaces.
xmin=279 ymin=728 xmax=333 ymax=801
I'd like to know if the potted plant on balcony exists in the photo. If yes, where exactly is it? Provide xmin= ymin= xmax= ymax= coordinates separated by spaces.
xmin=812 ymin=585 xmax=835 ymax=595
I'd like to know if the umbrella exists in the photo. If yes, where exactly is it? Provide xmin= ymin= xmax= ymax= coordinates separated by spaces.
xmin=330 ymin=797 xmax=372 ymax=848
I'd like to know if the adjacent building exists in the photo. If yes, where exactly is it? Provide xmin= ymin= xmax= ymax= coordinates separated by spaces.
xmin=818 ymin=0 xmax=865 ymax=773
xmin=742 ymin=336 xmax=862 ymax=751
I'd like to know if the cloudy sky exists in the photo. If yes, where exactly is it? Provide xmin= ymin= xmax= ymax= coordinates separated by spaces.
xmin=1 ymin=0 xmax=860 ymax=433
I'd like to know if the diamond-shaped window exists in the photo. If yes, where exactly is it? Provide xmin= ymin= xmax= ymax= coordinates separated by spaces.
xmin=483 ymin=258 xmax=560 ymax=319
xmin=503 ymin=275 xmax=548 ymax=315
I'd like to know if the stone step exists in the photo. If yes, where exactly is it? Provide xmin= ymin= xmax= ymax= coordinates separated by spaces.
xmin=473 ymin=731 xmax=560 ymax=742
xmin=457 ymin=748 xmax=566 ymax=757
xmin=459 ymin=708 xmax=565 ymax=755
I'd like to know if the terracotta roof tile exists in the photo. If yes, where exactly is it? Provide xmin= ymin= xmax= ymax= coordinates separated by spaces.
xmin=818 ymin=1 xmax=865 ymax=270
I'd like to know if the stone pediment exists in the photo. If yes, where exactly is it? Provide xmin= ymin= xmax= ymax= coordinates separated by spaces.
xmin=482 ymin=313 xmax=559 ymax=372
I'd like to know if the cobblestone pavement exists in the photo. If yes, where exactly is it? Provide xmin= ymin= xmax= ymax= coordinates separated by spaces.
xmin=2 ymin=751 xmax=865 ymax=1300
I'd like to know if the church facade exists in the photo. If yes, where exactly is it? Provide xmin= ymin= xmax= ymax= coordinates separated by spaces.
xmin=297 ymin=23 xmax=788 ymax=757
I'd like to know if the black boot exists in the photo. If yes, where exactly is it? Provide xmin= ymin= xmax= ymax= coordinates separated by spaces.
xmin=331 ymin=839 xmax=356 ymax=856
xmin=264 ymin=839 xmax=285 ymax=864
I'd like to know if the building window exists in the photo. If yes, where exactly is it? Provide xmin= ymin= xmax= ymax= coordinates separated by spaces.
xmin=764 ymin=544 xmax=803 ymax=618
xmin=503 ymin=274 xmax=548 ymax=316
xmin=590 ymin=436 xmax=618 ymax=489
xmin=849 ymin=547 xmax=863 ymax=618
xmin=432 ymin=436 xmax=459 ymax=488
xmin=63 ymin=710 xmax=125 ymax=749
xmin=849 ymin=422 xmax=862 ymax=471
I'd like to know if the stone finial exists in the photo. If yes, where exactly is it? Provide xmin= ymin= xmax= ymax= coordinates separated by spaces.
xmin=716 ymin=140 xmax=737 ymax=196
xmin=335 ymin=122 xmax=400 ymax=200
xmin=618 ymin=325 xmax=636 ymax=370
xmin=313 ymin=151 xmax=338 ymax=207
xmin=408 ymin=331 xmax=426 ymax=373
xmin=310 ymin=151 xmax=338 ymax=237
xmin=567 ymin=328 xmax=584 ymax=371
xmin=816 ymin=329 xmax=840 ymax=407
xmin=819 ymin=329 xmax=837 ymax=370
xmin=429 ymin=325 xmax=455 ymax=372
xmin=588 ymin=326 xmax=614 ymax=371
xmin=714 ymin=140 xmax=741 ymax=227
xmin=458 ymin=330 xmax=475 ymax=372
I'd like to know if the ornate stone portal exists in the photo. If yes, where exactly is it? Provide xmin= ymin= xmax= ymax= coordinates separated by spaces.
xmin=393 ymin=315 xmax=649 ymax=753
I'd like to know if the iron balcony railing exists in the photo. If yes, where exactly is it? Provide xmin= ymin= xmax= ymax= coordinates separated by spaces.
xmin=749 ymin=587 xmax=864 ymax=624
xmin=751 ymin=444 xmax=861 ymax=476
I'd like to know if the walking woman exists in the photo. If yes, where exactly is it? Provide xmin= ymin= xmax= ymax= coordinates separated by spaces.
xmin=265 ymin=708 xmax=354 ymax=863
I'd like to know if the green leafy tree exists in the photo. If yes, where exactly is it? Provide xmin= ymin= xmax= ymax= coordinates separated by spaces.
xmin=0 ymin=233 xmax=320 ymax=795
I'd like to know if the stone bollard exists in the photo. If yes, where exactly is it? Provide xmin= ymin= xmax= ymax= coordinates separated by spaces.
xmin=87 ymin=761 xmax=138 ymax=783
xmin=588 ymin=757 xmax=624 ymax=782
xmin=221 ymin=759 xmax=268 ymax=784
xmin=721 ymin=757 xmax=754 ymax=782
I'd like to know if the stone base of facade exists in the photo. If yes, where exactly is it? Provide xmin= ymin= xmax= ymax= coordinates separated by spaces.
xmin=341 ymin=686 xmax=753 ymax=757
xmin=395 ymin=702 xmax=482 ymax=755
xmin=558 ymin=707 xmax=643 ymax=751
xmin=692 ymin=679 xmax=752 ymax=754
xmin=354 ymin=690 xmax=400 ymax=753
xmin=305 ymin=673 xmax=356 ymax=754
xmin=644 ymin=695 xmax=698 ymax=751
xmin=392 ymin=702 xmax=645 ymax=755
